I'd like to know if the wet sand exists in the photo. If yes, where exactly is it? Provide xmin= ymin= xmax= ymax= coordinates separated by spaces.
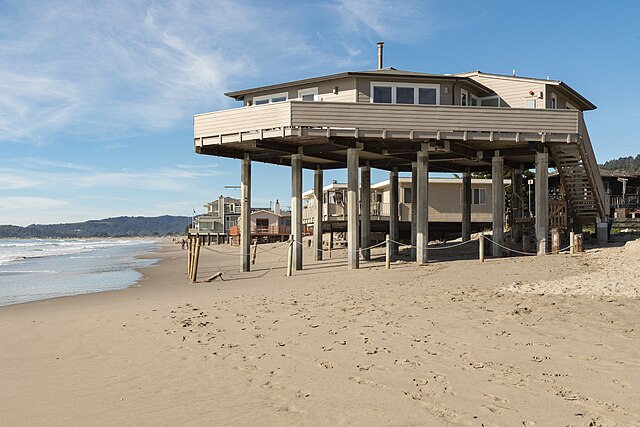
xmin=1 ymin=237 xmax=639 ymax=426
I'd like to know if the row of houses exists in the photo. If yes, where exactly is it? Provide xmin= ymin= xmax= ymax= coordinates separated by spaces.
xmin=194 ymin=177 xmax=500 ymax=241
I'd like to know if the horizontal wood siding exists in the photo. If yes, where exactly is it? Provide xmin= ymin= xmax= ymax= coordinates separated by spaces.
xmin=289 ymin=101 xmax=579 ymax=133
xmin=194 ymin=102 xmax=291 ymax=138
xmin=194 ymin=101 xmax=579 ymax=140
xmin=470 ymin=75 xmax=545 ymax=109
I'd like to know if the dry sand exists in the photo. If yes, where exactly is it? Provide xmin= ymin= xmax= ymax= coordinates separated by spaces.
xmin=1 ymin=236 xmax=639 ymax=426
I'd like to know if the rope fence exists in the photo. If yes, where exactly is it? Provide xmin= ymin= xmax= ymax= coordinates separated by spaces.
xmin=187 ymin=229 xmax=584 ymax=280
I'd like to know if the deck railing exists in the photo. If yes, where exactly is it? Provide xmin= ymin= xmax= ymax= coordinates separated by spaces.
xmin=194 ymin=101 xmax=581 ymax=142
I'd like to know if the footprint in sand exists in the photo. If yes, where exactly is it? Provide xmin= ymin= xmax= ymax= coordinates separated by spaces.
xmin=349 ymin=376 xmax=384 ymax=388
xmin=235 ymin=364 xmax=259 ymax=373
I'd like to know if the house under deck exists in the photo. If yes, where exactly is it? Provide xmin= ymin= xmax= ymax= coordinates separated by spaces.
xmin=194 ymin=100 xmax=607 ymax=271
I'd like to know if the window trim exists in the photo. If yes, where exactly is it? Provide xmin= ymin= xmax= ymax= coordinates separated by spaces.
xmin=253 ymin=91 xmax=289 ymax=105
xmin=551 ymin=93 xmax=557 ymax=109
xmin=460 ymin=88 xmax=469 ymax=106
xmin=298 ymin=87 xmax=318 ymax=101
xmin=460 ymin=187 xmax=486 ymax=205
xmin=370 ymin=81 xmax=440 ymax=105
xmin=479 ymin=95 xmax=501 ymax=107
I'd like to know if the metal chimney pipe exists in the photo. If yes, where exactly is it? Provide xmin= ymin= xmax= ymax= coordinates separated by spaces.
xmin=377 ymin=41 xmax=384 ymax=69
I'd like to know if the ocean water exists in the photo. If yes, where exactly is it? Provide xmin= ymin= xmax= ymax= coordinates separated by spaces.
xmin=0 ymin=239 xmax=160 ymax=307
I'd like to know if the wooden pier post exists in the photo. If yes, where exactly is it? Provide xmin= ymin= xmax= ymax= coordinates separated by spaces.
xmin=191 ymin=241 xmax=201 ymax=283
xmin=479 ymin=233 xmax=485 ymax=262
xmin=187 ymin=237 xmax=192 ymax=276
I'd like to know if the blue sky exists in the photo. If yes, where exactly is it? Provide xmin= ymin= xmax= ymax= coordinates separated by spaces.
xmin=1 ymin=0 xmax=638 ymax=226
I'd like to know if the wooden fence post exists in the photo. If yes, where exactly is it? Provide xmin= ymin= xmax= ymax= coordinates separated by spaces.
xmin=569 ymin=231 xmax=575 ymax=255
xmin=479 ymin=233 xmax=485 ymax=263
xmin=251 ymin=239 xmax=258 ymax=265
xmin=551 ymin=228 xmax=560 ymax=254
xmin=385 ymin=234 xmax=391 ymax=269
xmin=286 ymin=236 xmax=293 ymax=277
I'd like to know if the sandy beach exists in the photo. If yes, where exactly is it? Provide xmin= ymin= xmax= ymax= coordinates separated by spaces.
xmin=1 ymin=236 xmax=639 ymax=426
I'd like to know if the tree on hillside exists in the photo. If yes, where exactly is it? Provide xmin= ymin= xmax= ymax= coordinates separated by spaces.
xmin=600 ymin=154 xmax=640 ymax=174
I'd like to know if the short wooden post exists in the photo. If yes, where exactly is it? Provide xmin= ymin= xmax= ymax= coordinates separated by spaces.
xmin=523 ymin=234 xmax=530 ymax=253
xmin=286 ymin=236 xmax=293 ymax=277
xmin=570 ymin=231 xmax=575 ymax=255
xmin=328 ymin=228 xmax=333 ymax=259
xmin=191 ymin=241 xmax=201 ymax=283
xmin=385 ymin=234 xmax=391 ymax=269
xmin=551 ymin=228 xmax=560 ymax=255
xmin=575 ymin=233 xmax=583 ymax=253
xmin=479 ymin=233 xmax=485 ymax=263
xmin=251 ymin=239 xmax=258 ymax=265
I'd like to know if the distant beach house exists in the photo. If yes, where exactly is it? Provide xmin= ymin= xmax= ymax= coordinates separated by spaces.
xmin=233 ymin=200 xmax=292 ymax=242
xmin=194 ymin=42 xmax=607 ymax=271
xmin=195 ymin=195 xmax=240 ymax=234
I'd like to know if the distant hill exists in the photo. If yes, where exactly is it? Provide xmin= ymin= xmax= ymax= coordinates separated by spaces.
xmin=0 ymin=215 xmax=191 ymax=238
xmin=600 ymin=154 xmax=640 ymax=175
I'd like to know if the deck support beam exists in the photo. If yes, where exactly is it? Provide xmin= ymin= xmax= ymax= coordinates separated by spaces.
xmin=411 ymin=162 xmax=417 ymax=257
xmin=291 ymin=154 xmax=303 ymax=269
xmin=416 ymin=145 xmax=429 ymax=265
xmin=492 ymin=156 xmax=505 ymax=257
xmin=347 ymin=148 xmax=360 ymax=269
xmin=462 ymin=168 xmax=472 ymax=242
xmin=535 ymin=152 xmax=549 ymax=256
xmin=240 ymin=154 xmax=251 ymax=272
xmin=313 ymin=168 xmax=323 ymax=261
xmin=389 ymin=167 xmax=399 ymax=256
xmin=360 ymin=163 xmax=371 ymax=261
xmin=511 ymin=169 xmax=523 ymax=243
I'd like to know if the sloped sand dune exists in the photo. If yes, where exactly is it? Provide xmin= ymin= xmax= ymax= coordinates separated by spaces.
xmin=1 ymin=238 xmax=639 ymax=426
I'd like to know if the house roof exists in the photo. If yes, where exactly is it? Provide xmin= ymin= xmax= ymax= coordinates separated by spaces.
xmin=224 ymin=67 xmax=494 ymax=100
xmin=250 ymin=209 xmax=291 ymax=217
xmin=455 ymin=71 xmax=596 ymax=111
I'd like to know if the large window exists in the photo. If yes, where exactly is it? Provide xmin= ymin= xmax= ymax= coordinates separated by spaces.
xmin=253 ymin=92 xmax=288 ymax=105
xmin=373 ymin=85 xmax=392 ymax=103
xmin=371 ymin=82 xmax=440 ymax=105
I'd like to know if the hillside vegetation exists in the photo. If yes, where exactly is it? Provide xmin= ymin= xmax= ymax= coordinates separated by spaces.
xmin=601 ymin=154 xmax=640 ymax=174
xmin=0 ymin=215 xmax=191 ymax=238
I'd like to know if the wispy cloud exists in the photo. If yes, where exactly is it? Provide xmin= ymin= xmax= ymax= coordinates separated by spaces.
xmin=1 ymin=160 xmax=226 ymax=193
xmin=0 ymin=196 xmax=67 ymax=210
xmin=336 ymin=0 xmax=434 ymax=43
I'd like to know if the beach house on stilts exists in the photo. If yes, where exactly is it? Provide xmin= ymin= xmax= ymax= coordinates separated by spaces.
xmin=193 ymin=42 xmax=608 ymax=272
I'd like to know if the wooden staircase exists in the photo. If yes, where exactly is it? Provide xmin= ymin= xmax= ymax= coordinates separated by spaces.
xmin=548 ymin=115 xmax=608 ymax=225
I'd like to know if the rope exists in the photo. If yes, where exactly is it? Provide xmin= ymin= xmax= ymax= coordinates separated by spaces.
xmin=483 ymin=236 xmax=536 ymax=256
xmin=483 ymin=236 xmax=574 ymax=256
xmin=210 ymin=240 xmax=292 ymax=281
xmin=388 ymin=238 xmax=477 ymax=251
